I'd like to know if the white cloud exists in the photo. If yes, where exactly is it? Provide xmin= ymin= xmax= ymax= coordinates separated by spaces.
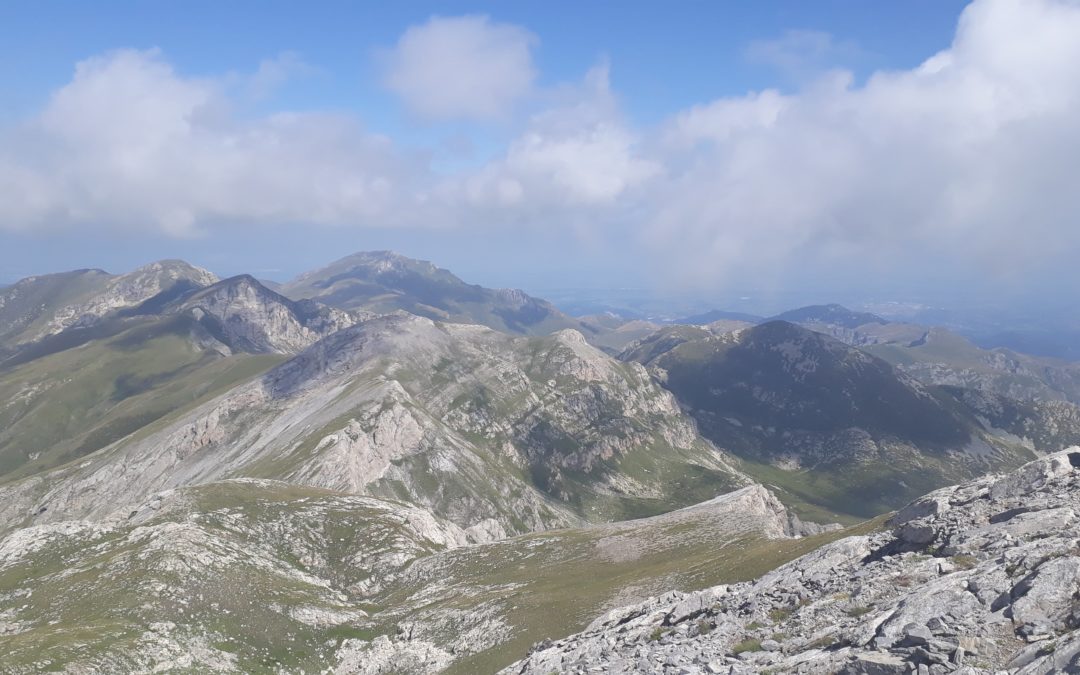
xmin=381 ymin=15 xmax=536 ymax=121
xmin=459 ymin=65 xmax=660 ymax=208
xmin=642 ymin=0 xmax=1080 ymax=287
xmin=244 ymin=51 xmax=313 ymax=100
xmin=0 ymin=49 xmax=428 ymax=236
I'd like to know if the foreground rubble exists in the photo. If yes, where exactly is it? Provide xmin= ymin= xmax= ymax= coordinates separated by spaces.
xmin=507 ymin=449 xmax=1080 ymax=674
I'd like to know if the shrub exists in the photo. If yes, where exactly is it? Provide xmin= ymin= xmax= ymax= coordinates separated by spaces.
xmin=951 ymin=555 xmax=978 ymax=570
xmin=768 ymin=607 xmax=794 ymax=622
xmin=732 ymin=638 xmax=763 ymax=655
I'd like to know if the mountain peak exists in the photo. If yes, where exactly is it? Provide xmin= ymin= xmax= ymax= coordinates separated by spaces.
xmin=182 ymin=274 xmax=356 ymax=354
xmin=279 ymin=251 xmax=583 ymax=336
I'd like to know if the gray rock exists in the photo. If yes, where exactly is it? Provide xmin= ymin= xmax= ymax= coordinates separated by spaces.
xmin=505 ymin=450 xmax=1080 ymax=675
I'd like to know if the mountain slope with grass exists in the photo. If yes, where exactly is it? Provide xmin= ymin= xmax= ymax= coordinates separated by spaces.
xmin=763 ymin=305 xmax=1080 ymax=404
xmin=624 ymin=320 xmax=1043 ymax=519
xmin=0 ymin=274 xmax=371 ymax=486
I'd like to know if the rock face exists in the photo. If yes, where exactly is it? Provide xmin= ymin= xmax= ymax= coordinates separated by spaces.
xmin=506 ymin=449 xmax=1080 ymax=675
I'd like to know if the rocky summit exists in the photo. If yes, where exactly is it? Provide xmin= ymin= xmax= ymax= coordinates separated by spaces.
xmin=507 ymin=449 xmax=1080 ymax=674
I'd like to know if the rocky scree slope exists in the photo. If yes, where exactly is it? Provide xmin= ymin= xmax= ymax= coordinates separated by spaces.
xmin=0 ymin=480 xmax=846 ymax=674
xmin=0 ymin=314 xmax=742 ymax=540
xmin=508 ymin=449 xmax=1080 ymax=675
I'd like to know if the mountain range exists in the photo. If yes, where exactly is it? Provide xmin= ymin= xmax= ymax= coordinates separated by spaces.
xmin=2 ymin=252 xmax=1079 ymax=672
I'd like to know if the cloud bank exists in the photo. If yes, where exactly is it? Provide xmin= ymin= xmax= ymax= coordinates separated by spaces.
xmin=2 ymin=0 xmax=1079 ymax=289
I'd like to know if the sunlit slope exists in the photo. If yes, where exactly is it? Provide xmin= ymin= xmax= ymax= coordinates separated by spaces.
xmin=0 ymin=261 xmax=218 ymax=349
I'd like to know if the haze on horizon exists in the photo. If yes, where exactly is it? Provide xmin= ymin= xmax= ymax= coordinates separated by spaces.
xmin=2 ymin=0 xmax=1079 ymax=313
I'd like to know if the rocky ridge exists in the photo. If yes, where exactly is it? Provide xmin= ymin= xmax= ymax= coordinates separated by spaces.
xmin=0 ymin=260 xmax=218 ymax=347
xmin=0 ymin=314 xmax=742 ymax=540
xmin=507 ymin=449 xmax=1080 ymax=674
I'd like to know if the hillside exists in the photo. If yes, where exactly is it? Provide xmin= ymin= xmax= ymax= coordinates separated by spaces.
xmin=623 ymin=321 xmax=1042 ymax=519
xmin=761 ymin=306 xmax=1080 ymax=404
xmin=770 ymin=303 xmax=887 ymax=330
xmin=0 ymin=273 xmax=372 ymax=484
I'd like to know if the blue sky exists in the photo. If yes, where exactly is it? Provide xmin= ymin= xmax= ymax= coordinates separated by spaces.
xmin=1 ymin=0 xmax=1078 ymax=310
xmin=1 ymin=2 xmax=965 ymax=122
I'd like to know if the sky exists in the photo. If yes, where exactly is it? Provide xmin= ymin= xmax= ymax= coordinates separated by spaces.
xmin=1 ymin=0 xmax=1078 ymax=311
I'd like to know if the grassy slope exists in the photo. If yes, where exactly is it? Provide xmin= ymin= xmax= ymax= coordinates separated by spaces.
xmin=865 ymin=330 xmax=1080 ymax=402
xmin=0 ymin=270 xmax=114 ymax=347
xmin=0 ymin=479 xmax=884 ymax=674
xmin=0 ymin=482 xmax=440 ymax=673
xmin=0 ymin=316 xmax=283 ymax=483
